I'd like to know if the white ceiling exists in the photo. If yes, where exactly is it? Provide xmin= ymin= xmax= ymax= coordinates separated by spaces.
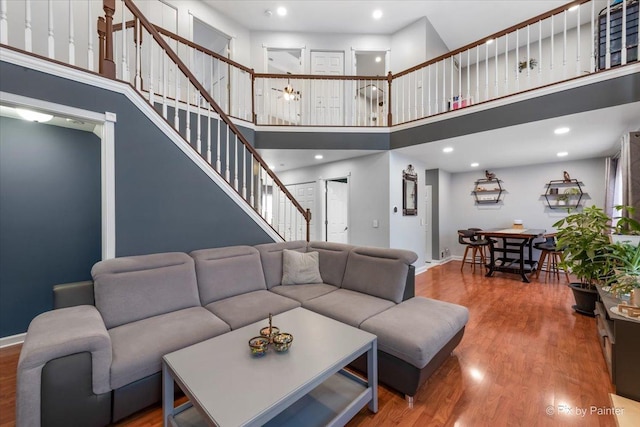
xmin=203 ymin=0 xmax=573 ymax=51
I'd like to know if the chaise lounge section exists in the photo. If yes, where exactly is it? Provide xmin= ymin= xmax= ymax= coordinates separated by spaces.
xmin=17 ymin=241 xmax=469 ymax=426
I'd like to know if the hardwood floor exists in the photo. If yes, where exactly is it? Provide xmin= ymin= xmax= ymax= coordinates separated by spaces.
xmin=0 ymin=261 xmax=616 ymax=426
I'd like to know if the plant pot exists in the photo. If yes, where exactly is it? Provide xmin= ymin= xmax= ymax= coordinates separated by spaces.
xmin=568 ymin=283 xmax=598 ymax=316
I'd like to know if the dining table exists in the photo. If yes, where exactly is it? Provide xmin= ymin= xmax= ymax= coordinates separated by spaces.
xmin=478 ymin=228 xmax=546 ymax=283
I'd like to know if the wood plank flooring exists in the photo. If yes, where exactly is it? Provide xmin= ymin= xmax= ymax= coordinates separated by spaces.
xmin=0 ymin=261 xmax=617 ymax=426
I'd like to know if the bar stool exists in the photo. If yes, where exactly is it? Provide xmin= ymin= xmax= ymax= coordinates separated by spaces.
xmin=458 ymin=229 xmax=490 ymax=272
xmin=535 ymin=234 xmax=569 ymax=282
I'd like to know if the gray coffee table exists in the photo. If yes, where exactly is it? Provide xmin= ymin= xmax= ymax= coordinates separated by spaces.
xmin=162 ymin=307 xmax=378 ymax=427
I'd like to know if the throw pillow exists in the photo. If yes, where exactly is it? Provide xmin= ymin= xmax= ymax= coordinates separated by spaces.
xmin=281 ymin=249 xmax=323 ymax=285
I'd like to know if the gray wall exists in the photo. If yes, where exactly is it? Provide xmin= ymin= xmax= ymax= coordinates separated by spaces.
xmin=0 ymin=61 xmax=275 ymax=337
xmin=0 ymin=117 xmax=101 ymax=337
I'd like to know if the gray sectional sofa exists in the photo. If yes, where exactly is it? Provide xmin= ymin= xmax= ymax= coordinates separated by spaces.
xmin=16 ymin=241 xmax=469 ymax=427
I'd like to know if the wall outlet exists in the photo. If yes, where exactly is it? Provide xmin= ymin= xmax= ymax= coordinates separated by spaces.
xmin=441 ymin=251 xmax=444 ymax=258
xmin=372 ymin=219 xmax=379 ymax=228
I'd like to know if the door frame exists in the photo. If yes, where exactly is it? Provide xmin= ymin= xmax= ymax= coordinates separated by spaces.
xmin=0 ymin=92 xmax=116 ymax=260
xmin=322 ymin=176 xmax=350 ymax=243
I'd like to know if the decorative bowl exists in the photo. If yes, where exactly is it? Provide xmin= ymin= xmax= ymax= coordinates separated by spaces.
xmin=248 ymin=336 xmax=269 ymax=356
xmin=259 ymin=326 xmax=280 ymax=341
xmin=272 ymin=332 xmax=293 ymax=352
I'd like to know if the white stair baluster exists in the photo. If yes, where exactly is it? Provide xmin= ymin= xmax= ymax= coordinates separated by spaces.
xmin=87 ymin=0 xmax=93 ymax=71
xmin=434 ymin=61 xmax=438 ymax=113
xmin=606 ymin=1 xmax=611 ymax=69
xmin=48 ymin=0 xmax=54 ymax=59
xmin=494 ymin=37 xmax=498 ymax=97
xmin=538 ymin=20 xmax=543 ymax=84
xmin=186 ymin=83 xmax=191 ymax=143
xmin=458 ymin=52 xmax=462 ymax=107
xmin=68 ymin=1 xmax=75 ymax=65
xmin=162 ymin=54 xmax=168 ymax=119
xmin=551 ymin=15 xmax=555 ymax=81
xmin=576 ymin=4 xmax=581 ymax=75
xmin=428 ymin=65 xmax=432 ymax=116
xmin=135 ymin=19 xmax=141 ymax=90
xmin=621 ymin=0 xmax=627 ymax=65
xmin=207 ymin=106 xmax=212 ymax=164
xmin=196 ymin=93 xmax=201 ymax=154
xmin=526 ymin=25 xmax=531 ymax=83
xmin=563 ymin=9 xmax=567 ymax=79
xmin=516 ymin=30 xmax=520 ymax=91
xmin=475 ymin=46 xmax=479 ymax=105
xmin=250 ymin=156 xmax=255 ymax=208
xmin=121 ymin=0 xmax=128 ymax=82
xmin=234 ymin=134 xmax=238 ymax=191
xmin=591 ymin=1 xmax=596 ymax=72
xmin=242 ymin=148 xmax=246 ymax=199
xmin=484 ymin=43 xmax=489 ymax=101
xmin=149 ymin=36 xmax=155 ymax=105
xmin=225 ymin=123 xmax=230 ymax=182
xmin=216 ymin=116 xmax=221 ymax=172
xmin=505 ymin=33 xmax=509 ymax=94
xmin=466 ymin=50 xmax=470 ymax=104
xmin=25 ymin=0 xmax=32 ymax=52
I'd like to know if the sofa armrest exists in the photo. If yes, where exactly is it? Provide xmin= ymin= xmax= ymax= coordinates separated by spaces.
xmin=17 ymin=305 xmax=112 ymax=427
xmin=403 ymin=265 xmax=416 ymax=301
xmin=53 ymin=280 xmax=95 ymax=308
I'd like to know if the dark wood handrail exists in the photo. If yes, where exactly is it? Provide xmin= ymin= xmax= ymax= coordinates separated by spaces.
xmin=255 ymin=72 xmax=389 ymax=81
xmin=394 ymin=0 xmax=589 ymax=78
xmin=120 ymin=0 xmax=310 ymax=226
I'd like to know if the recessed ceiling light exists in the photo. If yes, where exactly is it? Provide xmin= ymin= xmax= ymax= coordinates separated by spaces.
xmin=277 ymin=7 xmax=287 ymax=16
xmin=375 ymin=56 xmax=382 ymax=63
xmin=264 ymin=9 xmax=273 ymax=17
xmin=486 ymin=39 xmax=494 ymax=45
xmin=557 ymin=151 xmax=569 ymax=157
xmin=554 ymin=127 xmax=570 ymax=135
xmin=314 ymin=154 xmax=323 ymax=160
xmin=471 ymin=162 xmax=479 ymax=167
xmin=442 ymin=147 xmax=454 ymax=153
xmin=372 ymin=9 xmax=383 ymax=20
xmin=15 ymin=108 xmax=53 ymax=122
xmin=568 ymin=5 xmax=579 ymax=12
xmin=269 ymin=164 xmax=276 ymax=169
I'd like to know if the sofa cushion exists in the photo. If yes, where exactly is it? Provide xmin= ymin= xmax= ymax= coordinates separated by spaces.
xmin=342 ymin=246 xmax=417 ymax=304
xmin=255 ymin=241 xmax=307 ymax=288
xmin=302 ymin=289 xmax=395 ymax=328
xmin=109 ymin=307 xmax=230 ymax=389
xmin=190 ymin=246 xmax=267 ymax=305
xmin=307 ymin=241 xmax=353 ymax=287
xmin=282 ymin=250 xmax=323 ymax=285
xmin=270 ymin=284 xmax=338 ymax=303
xmin=359 ymin=297 xmax=469 ymax=369
xmin=92 ymin=252 xmax=200 ymax=329
xmin=204 ymin=290 xmax=300 ymax=330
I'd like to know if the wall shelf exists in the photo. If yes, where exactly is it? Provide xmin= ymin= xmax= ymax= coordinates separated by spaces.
xmin=543 ymin=179 xmax=587 ymax=210
xmin=472 ymin=178 xmax=504 ymax=204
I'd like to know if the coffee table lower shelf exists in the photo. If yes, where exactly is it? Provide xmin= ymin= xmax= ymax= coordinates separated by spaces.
xmin=168 ymin=370 xmax=371 ymax=427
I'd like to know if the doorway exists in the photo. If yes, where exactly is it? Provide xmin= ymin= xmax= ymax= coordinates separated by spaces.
xmin=310 ymin=50 xmax=344 ymax=125
xmin=325 ymin=178 xmax=349 ymax=243
xmin=192 ymin=18 xmax=231 ymax=110
xmin=425 ymin=185 xmax=433 ymax=262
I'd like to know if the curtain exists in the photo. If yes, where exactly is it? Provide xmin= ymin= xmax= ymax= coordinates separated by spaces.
xmin=604 ymin=156 xmax=618 ymax=220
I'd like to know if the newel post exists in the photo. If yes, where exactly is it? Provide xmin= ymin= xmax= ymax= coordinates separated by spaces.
xmin=100 ymin=0 xmax=116 ymax=79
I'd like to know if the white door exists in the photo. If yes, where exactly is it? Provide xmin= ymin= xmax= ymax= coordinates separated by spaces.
xmin=311 ymin=51 xmax=344 ymax=125
xmin=286 ymin=183 xmax=316 ymax=241
xmin=193 ymin=18 xmax=230 ymax=112
xmin=326 ymin=179 xmax=349 ymax=243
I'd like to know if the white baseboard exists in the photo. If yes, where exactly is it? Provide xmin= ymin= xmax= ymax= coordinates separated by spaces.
xmin=0 ymin=333 xmax=25 ymax=348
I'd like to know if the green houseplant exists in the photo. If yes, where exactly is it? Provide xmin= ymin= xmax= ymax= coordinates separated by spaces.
xmin=554 ymin=205 xmax=613 ymax=316
xmin=606 ymin=242 xmax=640 ymax=306
xmin=610 ymin=205 xmax=640 ymax=245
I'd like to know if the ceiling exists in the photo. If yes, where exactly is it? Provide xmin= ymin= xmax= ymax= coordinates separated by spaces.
xmin=203 ymin=0 xmax=573 ymax=51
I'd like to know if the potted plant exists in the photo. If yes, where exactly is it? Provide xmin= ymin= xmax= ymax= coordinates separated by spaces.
xmin=605 ymin=242 xmax=640 ymax=307
xmin=554 ymin=206 xmax=613 ymax=316
xmin=610 ymin=205 xmax=640 ymax=245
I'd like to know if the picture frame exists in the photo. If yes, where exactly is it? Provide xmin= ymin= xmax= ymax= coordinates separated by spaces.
xmin=403 ymin=165 xmax=418 ymax=216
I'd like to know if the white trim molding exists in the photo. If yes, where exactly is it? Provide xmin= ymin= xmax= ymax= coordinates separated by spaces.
xmin=0 ymin=332 xmax=26 ymax=348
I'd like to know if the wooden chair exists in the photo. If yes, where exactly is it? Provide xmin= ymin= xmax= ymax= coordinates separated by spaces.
xmin=535 ymin=234 xmax=570 ymax=282
xmin=458 ymin=229 xmax=490 ymax=272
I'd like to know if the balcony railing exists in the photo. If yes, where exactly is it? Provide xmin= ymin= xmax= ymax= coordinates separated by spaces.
xmin=0 ymin=0 xmax=637 ymax=129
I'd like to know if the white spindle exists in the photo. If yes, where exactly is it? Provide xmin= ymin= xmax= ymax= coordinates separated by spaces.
xmin=449 ymin=57 xmax=453 ymax=110
xmin=225 ymin=123 xmax=230 ymax=182
xmin=466 ymin=50 xmax=470 ymax=103
xmin=551 ymin=15 xmax=555 ymax=77
xmin=494 ymin=37 xmax=498 ymax=96
xmin=207 ymin=106 xmax=212 ymax=163
xmin=149 ymin=36 xmax=155 ymax=105
xmin=475 ymin=46 xmax=479 ymax=104
xmin=538 ymin=20 xmax=543 ymax=82
xmin=526 ymin=25 xmax=531 ymax=81
xmin=427 ymin=65 xmax=432 ymax=116
xmin=434 ymin=62 xmax=438 ymax=113
xmin=174 ymin=69 xmax=180 ymax=131
xmin=135 ymin=19 xmax=141 ymax=89
xmin=401 ymin=76 xmax=405 ymax=123
xmin=68 ymin=1 xmax=75 ymax=65
xmin=443 ymin=60 xmax=447 ymax=111
xmin=563 ymin=10 xmax=567 ymax=79
xmin=458 ymin=52 xmax=462 ymax=107
xmin=242 ymin=148 xmax=247 ymax=199
xmin=505 ymin=33 xmax=509 ymax=93
xmin=421 ymin=67 xmax=425 ymax=118
xmin=576 ymin=4 xmax=581 ymax=76
xmin=250 ymin=156 xmax=255 ymax=207
xmin=216 ymin=117 xmax=221 ymax=172
xmin=87 ymin=0 xmax=93 ymax=70
xmin=196 ymin=94 xmax=202 ymax=154
xmin=162 ymin=55 xmax=168 ymax=119
xmin=516 ymin=30 xmax=520 ymax=91
xmin=621 ymin=0 xmax=627 ymax=65
xmin=234 ymin=135 xmax=238 ymax=191
xmin=186 ymin=83 xmax=191 ymax=143
xmin=485 ymin=43 xmax=489 ymax=101
xmin=606 ymin=1 xmax=611 ymax=69
xmin=121 ymin=1 xmax=128 ymax=81
xmin=25 ymin=0 xmax=32 ymax=52
xmin=591 ymin=1 xmax=596 ymax=72
xmin=48 ymin=0 xmax=54 ymax=59
xmin=0 ymin=0 xmax=7 ymax=45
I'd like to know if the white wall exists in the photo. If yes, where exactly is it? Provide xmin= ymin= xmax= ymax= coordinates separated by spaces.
xmin=389 ymin=152 xmax=429 ymax=267
xmin=276 ymin=153 xmax=390 ymax=248
xmin=390 ymin=18 xmax=427 ymax=72
xmin=249 ymin=31 xmax=390 ymax=74
xmin=438 ymin=169 xmax=454 ymax=259
xmin=444 ymin=157 xmax=607 ymax=257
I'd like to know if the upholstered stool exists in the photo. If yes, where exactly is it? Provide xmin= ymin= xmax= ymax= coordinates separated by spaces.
xmin=535 ymin=235 xmax=569 ymax=282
